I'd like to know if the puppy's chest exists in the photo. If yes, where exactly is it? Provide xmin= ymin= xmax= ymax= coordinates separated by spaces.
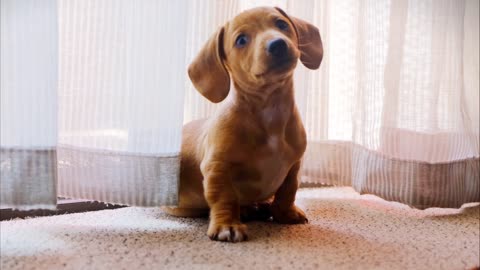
xmin=256 ymin=133 xmax=293 ymax=182
xmin=232 ymin=106 xmax=298 ymax=199
xmin=255 ymin=107 xmax=297 ymax=180
xmin=232 ymin=103 xmax=304 ymax=203
xmin=234 ymin=132 xmax=297 ymax=203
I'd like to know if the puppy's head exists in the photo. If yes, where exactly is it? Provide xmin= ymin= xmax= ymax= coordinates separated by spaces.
xmin=188 ymin=7 xmax=323 ymax=103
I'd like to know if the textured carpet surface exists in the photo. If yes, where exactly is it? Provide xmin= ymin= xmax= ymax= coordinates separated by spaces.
xmin=1 ymin=187 xmax=479 ymax=270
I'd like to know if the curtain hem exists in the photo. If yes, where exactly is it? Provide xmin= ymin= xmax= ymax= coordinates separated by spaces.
xmin=302 ymin=141 xmax=480 ymax=209
xmin=0 ymin=148 xmax=58 ymax=210
xmin=57 ymin=146 xmax=179 ymax=207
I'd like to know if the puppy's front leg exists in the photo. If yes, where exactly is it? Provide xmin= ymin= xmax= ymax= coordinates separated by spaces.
xmin=203 ymin=162 xmax=247 ymax=242
xmin=271 ymin=162 xmax=308 ymax=224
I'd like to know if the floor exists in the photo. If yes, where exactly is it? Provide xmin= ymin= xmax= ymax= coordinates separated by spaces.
xmin=1 ymin=187 xmax=479 ymax=270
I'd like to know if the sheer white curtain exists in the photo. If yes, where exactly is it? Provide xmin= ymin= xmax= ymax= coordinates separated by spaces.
xmin=55 ymin=0 xmax=187 ymax=206
xmin=299 ymin=0 xmax=479 ymax=208
xmin=1 ymin=0 xmax=58 ymax=209
xmin=183 ymin=0 xmax=480 ymax=209
xmin=1 ymin=0 xmax=478 ymax=210
xmin=1 ymin=0 xmax=188 ymax=209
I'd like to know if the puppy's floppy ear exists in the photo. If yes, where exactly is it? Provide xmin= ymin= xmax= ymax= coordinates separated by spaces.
xmin=188 ymin=27 xmax=230 ymax=103
xmin=275 ymin=7 xmax=323 ymax=70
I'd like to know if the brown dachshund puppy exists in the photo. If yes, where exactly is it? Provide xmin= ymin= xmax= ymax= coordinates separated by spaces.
xmin=166 ymin=7 xmax=323 ymax=242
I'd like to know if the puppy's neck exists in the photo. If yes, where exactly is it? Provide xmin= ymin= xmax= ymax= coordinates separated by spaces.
xmin=229 ymin=76 xmax=295 ymax=133
xmin=230 ymin=77 xmax=294 ymax=110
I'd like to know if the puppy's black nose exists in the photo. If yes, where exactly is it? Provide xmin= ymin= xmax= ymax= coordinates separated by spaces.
xmin=267 ymin=38 xmax=287 ymax=57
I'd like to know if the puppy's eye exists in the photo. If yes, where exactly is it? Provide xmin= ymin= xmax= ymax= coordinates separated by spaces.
xmin=276 ymin=19 xmax=289 ymax=31
xmin=235 ymin=34 xmax=248 ymax=48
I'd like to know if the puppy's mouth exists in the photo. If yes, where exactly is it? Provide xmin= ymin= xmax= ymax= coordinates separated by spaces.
xmin=255 ymin=56 xmax=296 ymax=77
xmin=270 ymin=56 xmax=295 ymax=72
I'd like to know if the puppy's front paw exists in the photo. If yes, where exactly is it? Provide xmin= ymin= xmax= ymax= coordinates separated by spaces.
xmin=271 ymin=205 xmax=308 ymax=224
xmin=207 ymin=222 xmax=248 ymax=242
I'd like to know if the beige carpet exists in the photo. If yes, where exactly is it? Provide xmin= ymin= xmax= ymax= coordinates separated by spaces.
xmin=1 ymin=187 xmax=479 ymax=270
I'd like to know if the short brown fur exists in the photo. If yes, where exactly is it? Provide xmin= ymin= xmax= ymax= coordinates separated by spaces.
xmin=165 ymin=7 xmax=323 ymax=242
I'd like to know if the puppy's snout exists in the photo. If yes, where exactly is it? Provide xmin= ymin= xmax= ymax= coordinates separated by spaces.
xmin=267 ymin=38 xmax=288 ymax=57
